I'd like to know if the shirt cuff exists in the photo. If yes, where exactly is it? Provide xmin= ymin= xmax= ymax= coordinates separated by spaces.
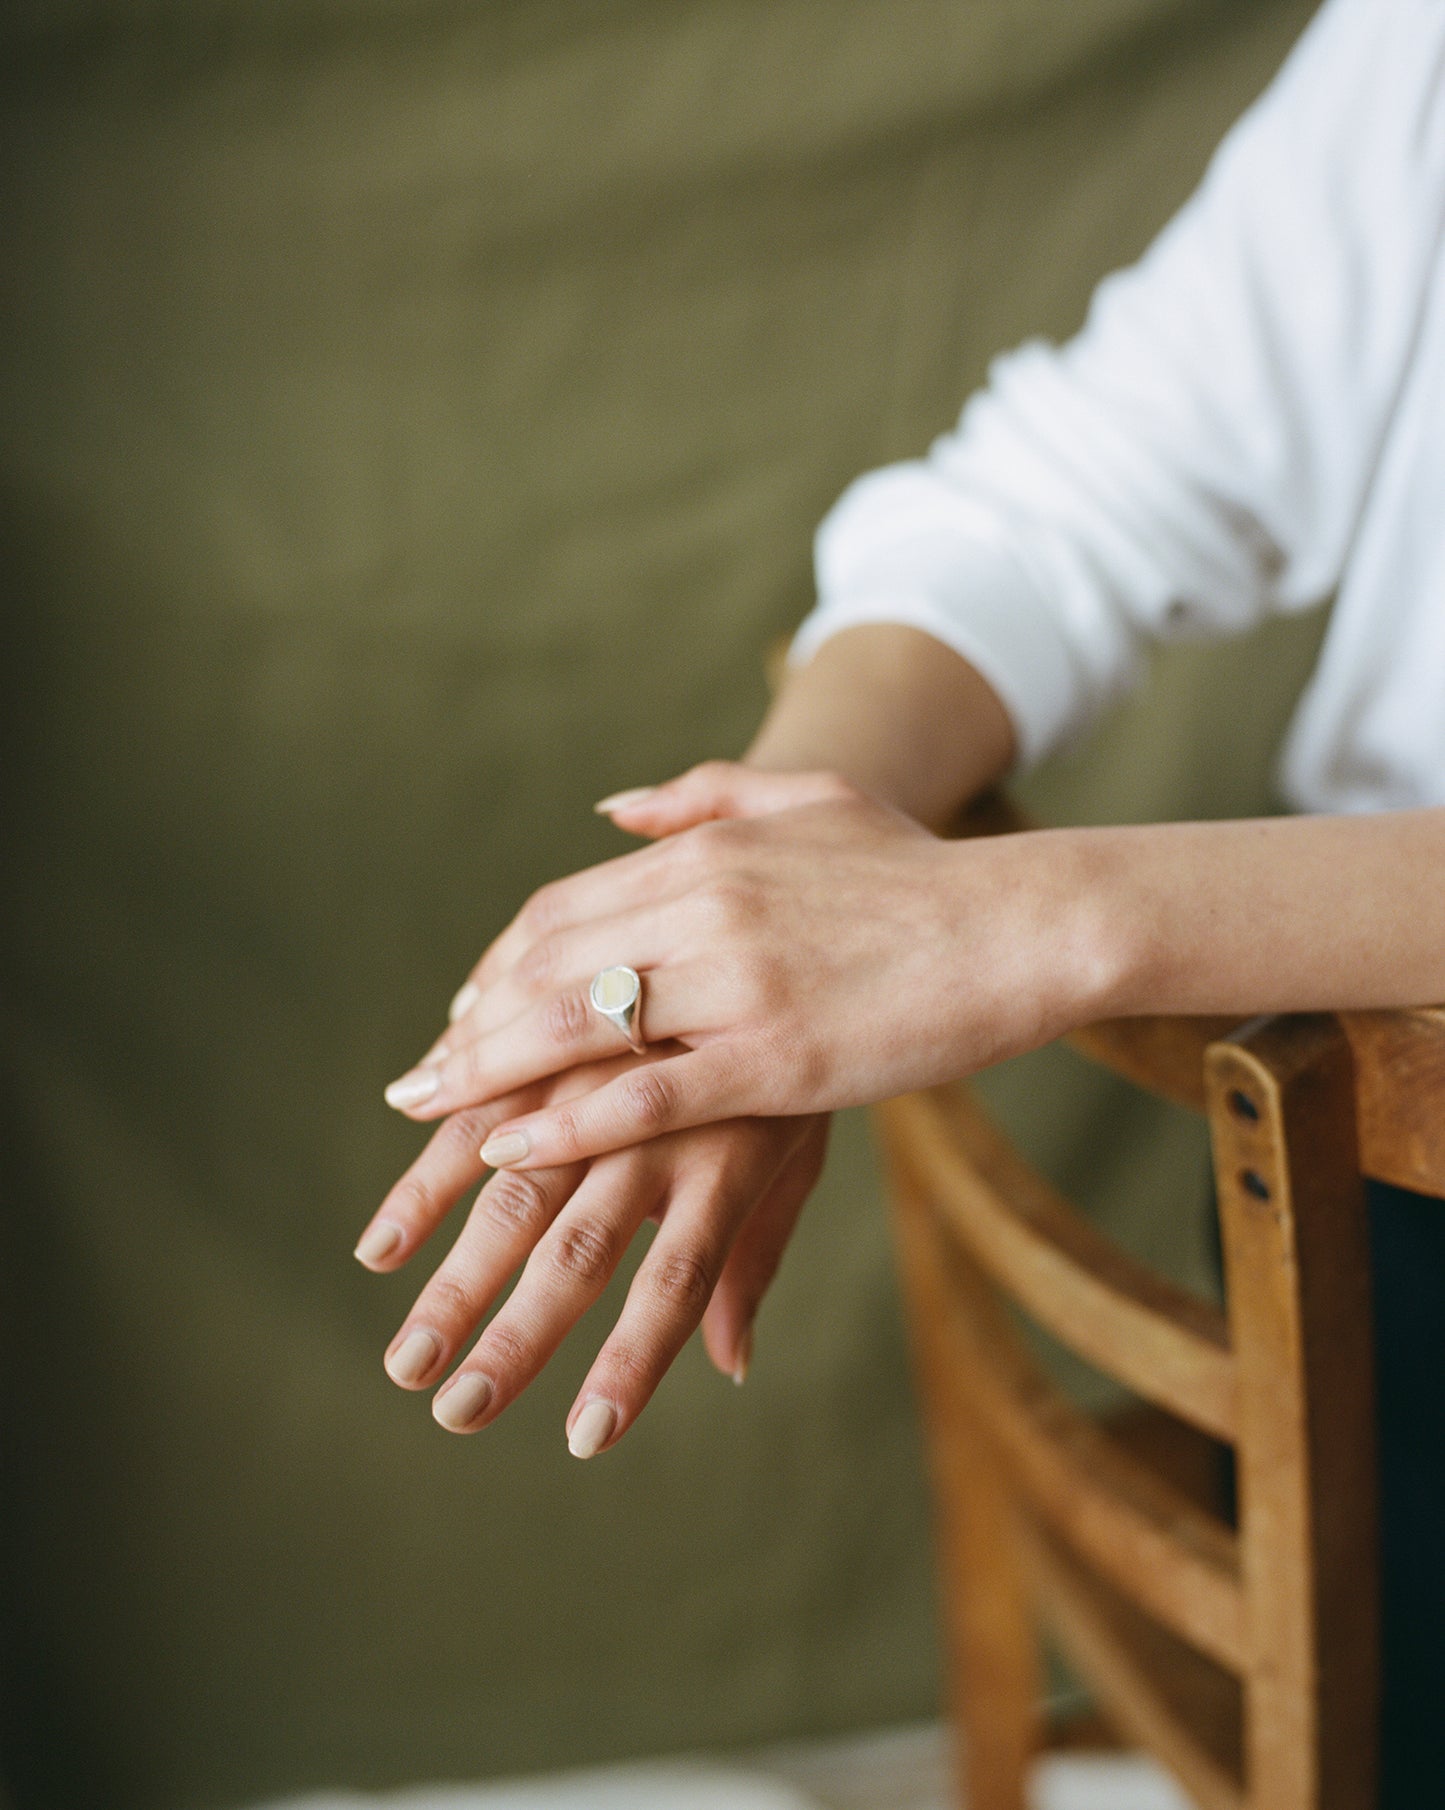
xmin=788 ymin=560 xmax=1091 ymax=772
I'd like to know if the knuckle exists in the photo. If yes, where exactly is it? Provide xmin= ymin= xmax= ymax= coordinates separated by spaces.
xmin=481 ymin=1169 xmax=556 ymax=1241
xmin=516 ymin=937 xmax=557 ymax=994
xmin=667 ymin=826 xmax=712 ymax=877
xmin=785 ymin=1031 xmax=831 ymax=1099
xmin=434 ymin=1109 xmax=492 ymax=1164
xmin=736 ymin=948 xmax=785 ymax=1017
xmin=542 ymin=987 xmax=592 ymax=1048
xmin=453 ymin=1040 xmax=494 ymax=1094
xmin=518 ymin=883 xmax=561 ymax=939
xmin=648 ymin=1248 xmax=716 ymax=1316
xmin=478 ymin=1319 xmax=534 ymax=1377
xmin=545 ymin=1098 xmax=585 ymax=1154
xmin=547 ymin=1218 xmax=619 ymax=1287
xmin=697 ymin=874 xmax=755 ymax=936
xmin=419 ymin=1271 xmax=478 ymax=1330
xmin=600 ymin=1337 xmax=654 ymax=1388
xmin=386 ymin=1174 xmax=434 ymax=1225
xmin=622 ymin=1067 xmax=678 ymax=1133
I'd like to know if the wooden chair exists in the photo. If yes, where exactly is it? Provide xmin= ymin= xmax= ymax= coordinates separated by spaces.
xmin=875 ymin=812 xmax=1445 ymax=1810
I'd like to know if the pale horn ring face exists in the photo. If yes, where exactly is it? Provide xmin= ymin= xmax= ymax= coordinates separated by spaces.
xmin=589 ymin=965 xmax=645 ymax=1053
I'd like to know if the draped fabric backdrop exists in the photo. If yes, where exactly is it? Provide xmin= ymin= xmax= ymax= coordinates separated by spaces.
xmin=1 ymin=3 xmax=1321 ymax=1806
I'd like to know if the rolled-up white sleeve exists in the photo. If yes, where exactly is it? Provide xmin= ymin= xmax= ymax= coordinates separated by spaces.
xmin=792 ymin=0 xmax=1442 ymax=768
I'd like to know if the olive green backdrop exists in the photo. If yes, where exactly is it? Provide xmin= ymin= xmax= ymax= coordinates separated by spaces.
xmin=1 ymin=3 xmax=1322 ymax=1807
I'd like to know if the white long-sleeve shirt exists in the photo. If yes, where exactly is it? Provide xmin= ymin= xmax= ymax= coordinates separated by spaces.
xmin=793 ymin=0 xmax=1445 ymax=815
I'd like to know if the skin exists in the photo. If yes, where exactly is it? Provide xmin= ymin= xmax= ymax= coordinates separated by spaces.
xmin=358 ymin=623 xmax=1445 ymax=1454
xmin=363 ymin=1046 xmax=826 ymax=1449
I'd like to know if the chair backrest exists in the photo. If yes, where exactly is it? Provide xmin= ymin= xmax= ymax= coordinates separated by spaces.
xmin=879 ymin=985 xmax=1445 ymax=1810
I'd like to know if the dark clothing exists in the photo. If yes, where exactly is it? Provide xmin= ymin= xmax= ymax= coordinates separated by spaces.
xmin=1370 ymin=1178 xmax=1445 ymax=1807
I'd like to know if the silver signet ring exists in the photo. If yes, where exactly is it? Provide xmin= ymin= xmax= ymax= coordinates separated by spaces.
xmin=589 ymin=965 xmax=645 ymax=1054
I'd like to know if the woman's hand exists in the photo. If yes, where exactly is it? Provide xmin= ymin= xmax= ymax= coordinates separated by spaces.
xmin=357 ymin=1045 xmax=828 ymax=1456
xmin=383 ymin=763 xmax=1117 ymax=1170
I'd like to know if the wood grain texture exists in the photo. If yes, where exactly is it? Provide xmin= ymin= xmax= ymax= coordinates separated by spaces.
xmin=880 ymin=788 xmax=1416 ymax=1807
xmin=1067 ymin=1014 xmax=1244 ymax=1112
xmin=880 ymin=1010 xmax=1384 ymax=1810
xmin=1343 ymin=1007 xmax=1445 ymax=1196
xmin=920 ymin=1219 xmax=1247 ymax=1670
xmin=1023 ymin=1524 xmax=1244 ymax=1810
xmin=1207 ymin=1018 xmax=1378 ymax=1810
xmin=890 ymin=1163 xmax=1040 ymax=1810
xmin=1072 ymin=1007 xmax=1445 ymax=1193
xmin=879 ymin=1087 xmax=1237 ymax=1439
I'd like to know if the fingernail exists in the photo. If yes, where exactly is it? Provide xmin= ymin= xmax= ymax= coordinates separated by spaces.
xmin=386 ymin=1327 xmax=441 ymax=1386
xmin=384 ymin=1068 xmax=440 ymax=1110
xmin=732 ymin=1325 xmax=754 ymax=1388
xmin=448 ymin=981 xmax=479 ymax=1024
xmin=419 ymin=1037 xmax=450 ymax=1069
xmin=568 ymin=1399 xmax=618 ymax=1459
xmin=480 ymin=1130 xmax=530 ymax=1168
xmin=354 ymin=1221 xmax=403 ymax=1268
xmin=433 ymin=1371 xmax=495 ymax=1431
xmin=594 ymin=787 xmax=657 ymax=815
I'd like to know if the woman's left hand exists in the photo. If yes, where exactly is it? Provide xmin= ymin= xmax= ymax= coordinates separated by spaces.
xmin=359 ymin=1045 xmax=828 ymax=1452
xmin=383 ymin=764 xmax=1105 ymax=1170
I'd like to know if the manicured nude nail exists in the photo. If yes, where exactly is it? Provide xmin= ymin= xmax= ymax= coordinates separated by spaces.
xmin=594 ymin=787 xmax=657 ymax=815
xmin=732 ymin=1325 xmax=754 ymax=1388
xmin=567 ymin=1399 xmax=617 ymax=1460
xmin=384 ymin=1068 xmax=440 ymax=1110
xmin=447 ymin=980 xmax=479 ymax=1024
xmin=434 ymin=1371 xmax=494 ymax=1432
xmin=387 ymin=1328 xmax=441 ymax=1386
xmin=354 ymin=1221 xmax=403 ymax=1268
xmin=480 ymin=1130 xmax=530 ymax=1168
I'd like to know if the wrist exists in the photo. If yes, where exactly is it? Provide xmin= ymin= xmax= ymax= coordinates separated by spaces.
xmin=957 ymin=827 xmax=1143 ymax=1053
xmin=1036 ymin=822 xmax=1219 ymax=1029
xmin=1053 ymin=828 xmax=1155 ymax=1026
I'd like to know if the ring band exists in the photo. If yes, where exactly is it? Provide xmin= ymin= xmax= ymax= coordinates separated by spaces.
xmin=589 ymin=965 xmax=645 ymax=1054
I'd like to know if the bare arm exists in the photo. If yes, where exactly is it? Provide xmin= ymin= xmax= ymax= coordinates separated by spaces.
xmin=396 ymin=631 xmax=1445 ymax=1166
xmin=370 ymin=626 xmax=1443 ymax=1455
xmin=743 ymin=622 xmax=1445 ymax=1020
xmin=744 ymin=623 xmax=1015 ymax=828
xmin=1083 ymin=809 xmax=1445 ymax=1019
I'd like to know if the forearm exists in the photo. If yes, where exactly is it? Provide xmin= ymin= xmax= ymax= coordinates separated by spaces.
xmin=744 ymin=624 xmax=1016 ymax=829
xmin=744 ymin=629 xmax=1445 ymax=1023
xmin=1064 ymin=808 xmax=1445 ymax=1021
